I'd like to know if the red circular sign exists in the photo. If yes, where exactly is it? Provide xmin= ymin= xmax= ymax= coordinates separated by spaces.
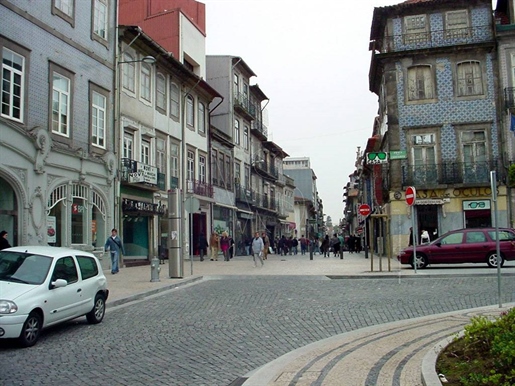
xmin=358 ymin=204 xmax=371 ymax=216
xmin=405 ymin=186 xmax=416 ymax=206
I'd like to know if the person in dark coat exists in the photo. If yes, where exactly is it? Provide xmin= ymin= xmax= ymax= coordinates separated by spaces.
xmin=0 ymin=230 xmax=11 ymax=250
xmin=321 ymin=235 xmax=330 ymax=257
xmin=198 ymin=232 xmax=208 ymax=261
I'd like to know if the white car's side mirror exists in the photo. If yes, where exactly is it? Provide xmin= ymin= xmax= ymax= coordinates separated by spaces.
xmin=51 ymin=279 xmax=68 ymax=288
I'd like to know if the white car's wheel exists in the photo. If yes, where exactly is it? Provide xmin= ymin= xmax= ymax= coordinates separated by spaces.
xmin=19 ymin=311 xmax=42 ymax=347
xmin=86 ymin=294 xmax=106 ymax=324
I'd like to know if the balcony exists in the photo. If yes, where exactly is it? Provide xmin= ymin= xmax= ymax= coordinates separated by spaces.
xmin=233 ymin=91 xmax=256 ymax=121
xmin=253 ymin=162 xmax=278 ymax=180
xmin=120 ymin=158 xmax=164 ymax=191
xmin=187 ymin=179 xmax=214 ymax=198
xmin=505 ymin=87 xmax=515 ymax=109
xmin=235 ymin=184 xmax=256 ymax=205
xmin=252 ymin=120 xmax=268 ymax=140
xmin=372 ymin=25 xmax=494 ymax=54
xmin=401 ymin=160 xmax=505 ymax=187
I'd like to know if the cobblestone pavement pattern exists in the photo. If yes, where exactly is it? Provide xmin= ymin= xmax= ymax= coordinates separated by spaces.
xmin=1 ymin=275 xmax=515 ymax=385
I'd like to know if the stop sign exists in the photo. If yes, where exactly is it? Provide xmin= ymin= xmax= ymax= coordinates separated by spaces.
xmin=358 ymin=204 xmax=371 ymax=216
xmin=405 ymin=186 xmax=416 ymax=206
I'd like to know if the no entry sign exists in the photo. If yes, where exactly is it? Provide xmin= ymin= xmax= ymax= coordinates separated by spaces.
xmin=358 ymin=204 xmax=371 ymax=216
xmin=405 ymin=186 xmax=416 ymax=206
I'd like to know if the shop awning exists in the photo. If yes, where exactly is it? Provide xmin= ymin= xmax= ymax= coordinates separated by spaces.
xmin=237 ymin=209 xmax=254 ymax=215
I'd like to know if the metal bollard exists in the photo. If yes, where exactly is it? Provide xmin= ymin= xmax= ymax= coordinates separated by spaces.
xmin=309 ymin=244 xmax=313 ymax=260
xmin=150 ymin=256 xmax=161 ymax=282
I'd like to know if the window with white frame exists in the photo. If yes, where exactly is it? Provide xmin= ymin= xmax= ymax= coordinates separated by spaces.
xmin=156 ymin=137 xmax=166 ymax=172
xmin=91 ymin=91 xmax=106 ymax=148
xmin=141 ymin=139 xmax=150 ymax=165
xmin=404 ymin=14 xmax=428 ymax=44
xmin=199 ymin=154 xmax=206 ymax=183
xmin=407 ymin=65 xmax=434 ymax=101
xmin=456 ymin=61 xmax=483 ymax=97
xmin=122 ymin=53 xmax=135 ymax=92
xmin=187 ymin=150 xmax=195 ymax=181
xmin=140 ymin=63 xmax=151 ymax=102
xmin=52 ymin=73 xmax=70 ymax=136
xmin=186 ymin=95 xmax=194 ymax=127
xmin=170 ymin=82 xmax=179 ymax=118
xmin=198 ymin=102 xmax=206 ymax=134
xmin=445 ymin=10 xmax=470 ymax=39
xmin=156 ymin=72 xmax=166 ymax=112
xmin=93 ymin=0 xmax=108 ymax=41
xmin=170 ymin=142 xmax=179 ymax=178
xmin=234 ymin=161 xmax=241 ymax=185
xmin=53 ymin=0 xmax=74 ymax=25
xmin=243 ymin=125 xmax=249 ymax=150
xmin=233 ymin=73 xmax=239 ymax=94
xmin=123 ymin=132 xmax=133 ymax=159
xmin=234 ymin=119 xmax=240 ymax=145
xmin=410 ymin=132 xmax=437 ymax=184
xmin=460 ymin=129 xmax=488 ymax=183
xmin=55 ymin=0 xmax=74 ymax=16
xmin=1 ymin=47 xmax=25 ymax=122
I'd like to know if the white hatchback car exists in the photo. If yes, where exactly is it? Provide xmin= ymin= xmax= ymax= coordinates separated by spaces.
xmin=0 ymin=246 xmax=109 ymax=347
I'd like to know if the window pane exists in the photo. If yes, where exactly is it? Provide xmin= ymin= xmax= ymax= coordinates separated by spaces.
xmin=93 ymin=0 xmax=108 ymax=40
xmin=52 ymin=73 xmax=70 ymax=136
xmin=71 ymin=198 xmax=86 ymax=244
xmin=2 ymin=48 xmax=24 ymax=121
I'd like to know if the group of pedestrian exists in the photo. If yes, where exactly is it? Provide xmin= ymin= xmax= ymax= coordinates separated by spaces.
xmin=347 ymin=234 xmax=362 ymax=253
xmin=202 ymin=231 xmax=235 ymax=261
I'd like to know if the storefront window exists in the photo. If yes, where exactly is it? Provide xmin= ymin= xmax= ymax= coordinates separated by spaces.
xmin=48 ymin=184 xmax=106 ymax=247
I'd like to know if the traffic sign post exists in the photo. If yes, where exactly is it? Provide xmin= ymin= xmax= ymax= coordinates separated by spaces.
xmin=358 ymin=204 xmax=371 ymax=216
xmin=358 ymin=204 xmax=371 ymax=260
xmin=405 ymin=186 xmax=417 ymax=274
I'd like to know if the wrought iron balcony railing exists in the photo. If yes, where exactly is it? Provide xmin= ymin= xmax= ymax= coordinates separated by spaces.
xmin=233 ymin=91 xmax=256 ymax=120
xmin=187 ymin=179 xmax=214 ymax=198
xmin=252 ymin=120 xmax=268 ymax=138
xmin=401 ymin=160 xmax=504 ymax=187
xmin=235 ymin=184 xmax=256 ymax=205
xmin=372 ymin=25 xmax=494 ymax=54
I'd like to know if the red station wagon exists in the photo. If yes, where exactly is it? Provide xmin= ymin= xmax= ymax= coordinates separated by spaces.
xmin=397 ymin=228 xmax=515 ymax=269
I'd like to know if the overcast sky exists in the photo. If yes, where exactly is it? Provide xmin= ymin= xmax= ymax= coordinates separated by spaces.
xmin=201 ymin=0 xmax=421 ymax=223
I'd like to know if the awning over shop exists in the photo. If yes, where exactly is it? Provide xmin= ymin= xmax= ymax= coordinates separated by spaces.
xmin=215 ymin=203 xmax=238 ymax=210
xmin=237 ymin=209 xmax=254 ymax=219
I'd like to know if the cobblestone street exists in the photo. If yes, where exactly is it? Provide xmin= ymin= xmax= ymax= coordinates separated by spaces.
xmin=2 ymin=275 xmax=514 ymax=385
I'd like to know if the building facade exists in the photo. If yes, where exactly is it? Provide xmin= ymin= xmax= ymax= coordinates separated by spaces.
xmin=0 ymin=0 xmax=117 ymax=252
xmin=367 ymin=0 xmax=505 ymax=255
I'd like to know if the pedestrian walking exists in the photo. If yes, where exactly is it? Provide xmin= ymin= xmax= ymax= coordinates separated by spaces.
xmin=278 ymin=235 xmax=287 ymax=256
xmin=220 ymin=231 xmax=230 ymax=261
xmin=198 ymin=232 xmax=208 ymax=261
xmin=0 ymin=230 xmax=11 ymax=250
xmin=229 ymin=235 xmax=235 ymax=259
xmin=331 ymin=234 xmax=341 ymax=257
xmin=348 ymin=235 xmax=355 ymax=254
xmin=408 ymin=227 xmax=413 ymax=247
xmin=321 ymin=235 xmax=330 ymax=257
xmin=104 ymin=228 xmax=125 ymax=275
xmin=421 ymin=229 xmax=430 ymax=244
xmin=209 ymin=232 xmax=219 ymax=261
xmin=251 ymin=231 xmax=264 ymax=267
xmin=261 ymin=231 xmax=270 ymax=260
xmin=300 ymin=235 xmax=307 ymax=255
xmin=292 ymin=237 xmax=299 ymax=255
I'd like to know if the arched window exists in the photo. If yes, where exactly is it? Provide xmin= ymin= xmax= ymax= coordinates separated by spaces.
xmin=170 ymin=82 xmax=179 ymax=118
xmin=47 ymin=184 xmax=106 ymax=247
xmin=198 ymin=102 xmax=206 ymax=134
xmin=456 ymin=61 xmax=483 ymax=97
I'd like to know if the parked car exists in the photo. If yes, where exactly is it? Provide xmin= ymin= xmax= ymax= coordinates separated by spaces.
xmin=397 ymin=228 xmax=515 ymax=269
xmin=0 ymin=246 xmax=108 ymax=347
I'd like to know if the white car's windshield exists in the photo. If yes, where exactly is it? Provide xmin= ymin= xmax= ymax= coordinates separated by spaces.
xmin=0 ymin=252 xmax=52 ymax=285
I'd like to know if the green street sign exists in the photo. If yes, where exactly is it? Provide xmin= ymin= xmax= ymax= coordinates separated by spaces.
xmin=389 ymin=150 xmax=407 ymax=160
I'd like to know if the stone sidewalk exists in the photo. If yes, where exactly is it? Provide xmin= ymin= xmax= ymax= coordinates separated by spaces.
xmin=103 ymin=252 xmax=515 ymax=386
